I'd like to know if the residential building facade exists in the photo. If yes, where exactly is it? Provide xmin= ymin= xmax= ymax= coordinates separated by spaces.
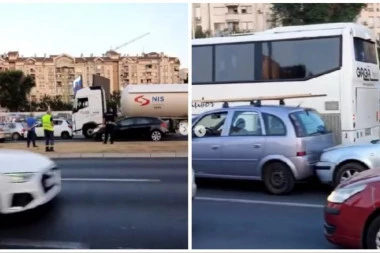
xmin=179 ymin=68 xmax=188 ymax=83
xmin=356 ymin=3 xmax=380 ymax=40
xmin=0 ymin=51 xmax=181 ymax=103
xmin=192 ymin=3 xmax=272 ymax=37
xmin=193 ymin=3 xmax=380 ymax=41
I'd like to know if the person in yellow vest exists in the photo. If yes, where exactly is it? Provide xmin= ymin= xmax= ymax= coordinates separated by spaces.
xmin=42 ymin=109 xmax=55 ymax=152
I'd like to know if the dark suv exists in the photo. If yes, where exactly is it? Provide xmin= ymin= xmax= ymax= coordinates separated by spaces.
xmin=94 ymin=116 xmax=169 ymax=142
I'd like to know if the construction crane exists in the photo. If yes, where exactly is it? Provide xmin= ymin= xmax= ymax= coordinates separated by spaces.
xmin=112 ymin=32 xmax=150 ymax=52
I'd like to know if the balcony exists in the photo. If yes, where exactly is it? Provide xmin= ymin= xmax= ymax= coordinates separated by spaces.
xmin=225 ymin=3 xmax=239 ymax=7
xmin=225 ymin=13 xmax=240 ymax=22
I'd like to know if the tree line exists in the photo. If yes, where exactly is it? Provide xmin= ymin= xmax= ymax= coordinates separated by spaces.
xmin=194 ymin=3 xmax=367 ymax=38
xmin=0 ymin=70 xmax=123 ymax=112
xmin=0 ymin=70 xmax=72 ymax=112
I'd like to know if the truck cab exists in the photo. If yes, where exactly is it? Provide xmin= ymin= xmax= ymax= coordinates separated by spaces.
xmin=72 ymin=87 xmax=106 ymax=138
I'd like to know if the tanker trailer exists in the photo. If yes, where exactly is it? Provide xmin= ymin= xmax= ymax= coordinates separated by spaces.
xmin=120 ymin=84 xmax=188 ymax=133
xmin=72 ymin=85 xmax=188 ymax=138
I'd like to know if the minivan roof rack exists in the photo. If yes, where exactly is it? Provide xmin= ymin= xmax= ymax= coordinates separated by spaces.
xmin=193 ymin=94 xmax=327 ymax=108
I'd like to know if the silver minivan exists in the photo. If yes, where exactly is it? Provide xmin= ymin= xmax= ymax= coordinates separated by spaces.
xmin=192 ymin=105 xmax=335 ymax=195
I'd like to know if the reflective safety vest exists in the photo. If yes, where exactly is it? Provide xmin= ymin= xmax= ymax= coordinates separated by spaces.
xmin=42 ymin=114 xmax=53 ymax=131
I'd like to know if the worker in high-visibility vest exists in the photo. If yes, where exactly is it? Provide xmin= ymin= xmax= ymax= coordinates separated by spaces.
xmin=42 ymin=109 xmax=54 ymax=152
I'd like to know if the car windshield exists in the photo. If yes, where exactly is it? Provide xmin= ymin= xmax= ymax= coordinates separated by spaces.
xmin=290 ymin=110 xmax=329 ymax=137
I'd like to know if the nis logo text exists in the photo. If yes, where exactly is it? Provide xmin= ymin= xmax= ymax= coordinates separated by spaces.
xmin=134 ymin=95 xmax=165 ymax=106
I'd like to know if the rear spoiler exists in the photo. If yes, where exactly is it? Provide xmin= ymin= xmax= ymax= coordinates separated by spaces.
xmin=192 ymin=93 xmax=327 ymax=108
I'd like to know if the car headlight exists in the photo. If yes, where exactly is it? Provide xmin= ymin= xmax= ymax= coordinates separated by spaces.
xmin=5 ymin=173 xmax=35 ymax=183
xmin=327 ymin=184 xmax=367 ymax=204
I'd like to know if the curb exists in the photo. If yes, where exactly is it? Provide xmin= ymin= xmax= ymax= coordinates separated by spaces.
xmin=45 ymin=152 xmax=188 ymax=158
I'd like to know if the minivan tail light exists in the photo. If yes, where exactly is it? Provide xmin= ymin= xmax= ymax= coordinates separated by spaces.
xmin=297 ymin=151 xmax=307 ymax=156
xmin=161 ymin=122 xmax=168 ymax=129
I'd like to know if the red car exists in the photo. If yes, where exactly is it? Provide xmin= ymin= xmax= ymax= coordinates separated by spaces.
xmin=324 ymin=169 xmax=380 ymax=249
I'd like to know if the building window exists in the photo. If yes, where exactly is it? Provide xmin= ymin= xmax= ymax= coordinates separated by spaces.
xmin=227 ymin=22 xmax=240 ymax=32
xmin=213 ymin=7 xmax=225 ymax=16
xmin=195 ymin=7 xmax=201 ymax=20
xmin=57 ymin=81 xmax=62 ymax=87
xmin=227 ymin=6 xmax=238 ymax=14
xmin=214 ymin=22 xmax=225 ymax=33
xmin=241 ymin=6 xmax=252 ymax=14
xmin=241 ymin=22 xmax=253 ymax=31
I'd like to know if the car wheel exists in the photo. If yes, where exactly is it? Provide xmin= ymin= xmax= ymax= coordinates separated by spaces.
xmin=365 ymin=215 xmax=380 ymax=249
xmin=61 ymin=131 xmax=70 ymax=139
xmin=333 ymin=162 xmax=366 ymax=187
xmin=11 ymin=133 xmax=20 ymax=141
xmin=150 ymin=130 xmax=162 ymax=141
xmin=263 ymin=161 xmax=295 ymax=195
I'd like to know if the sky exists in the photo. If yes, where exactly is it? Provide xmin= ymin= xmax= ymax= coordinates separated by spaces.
xmin=0 ymin=2 xmax=189 ymax=68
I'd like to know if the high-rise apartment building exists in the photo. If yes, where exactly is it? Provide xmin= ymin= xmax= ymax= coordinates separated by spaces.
xmin=0 ymin=51 xmax=181 ymax=103
xmin=193 ymin=3 xmax=380 ymax=41
xmin=356 ymin=3 xmax=380 ymax=40
xmin=192 ymin=3 xmax=272 ymax=37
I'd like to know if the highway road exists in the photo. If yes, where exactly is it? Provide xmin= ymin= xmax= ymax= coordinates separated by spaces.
xmin=192 ymin=179 xmax=340 ymax=250
xmin=14 ymin=134 xmax=187 ymax=143
xmin=0 ymin=158 xmax=188 ymax=249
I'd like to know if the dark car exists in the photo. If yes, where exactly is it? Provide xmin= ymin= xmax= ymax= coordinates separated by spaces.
xmin=94 ymin=116 xmax=169 ymax=142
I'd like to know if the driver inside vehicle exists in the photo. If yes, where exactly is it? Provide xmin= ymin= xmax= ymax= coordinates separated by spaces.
xmin=230 ymin=118 xmax=249 ymax=136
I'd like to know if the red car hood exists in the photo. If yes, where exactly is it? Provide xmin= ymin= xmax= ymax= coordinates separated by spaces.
xmin=338 ymin=169 xmax=380 ymax=188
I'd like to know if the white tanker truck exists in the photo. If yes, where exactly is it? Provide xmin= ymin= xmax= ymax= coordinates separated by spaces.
xmin=71 ymin=84 xmax=188 ymax=138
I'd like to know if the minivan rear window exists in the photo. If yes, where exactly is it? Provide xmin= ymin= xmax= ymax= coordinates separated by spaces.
xmin=289 ymin=110 xmax=329 ymax=137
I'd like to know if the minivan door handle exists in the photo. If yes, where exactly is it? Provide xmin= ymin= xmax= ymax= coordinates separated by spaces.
xmin=211 ymin=145 xmax=220 ymax=150
xmin=253 ymin=144 xmax=262 ymax=148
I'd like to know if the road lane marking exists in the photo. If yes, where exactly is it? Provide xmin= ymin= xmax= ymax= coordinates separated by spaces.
xmin=196 ymin=196 xmax=324 ymax=208
xmin=0 ymin=239 xmax=89 ymax=249
xmin=62 ymin=178 xmax=161 ymax=183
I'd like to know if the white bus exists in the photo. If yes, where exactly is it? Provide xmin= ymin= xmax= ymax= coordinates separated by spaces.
xmin=192 ymin=23 xmax=380 ymax=145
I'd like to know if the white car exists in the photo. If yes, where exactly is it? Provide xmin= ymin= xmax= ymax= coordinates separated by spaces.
xmin=0 ymin=149 xmax=61 ymax=214
xmin=0 ymin=124 xmax=12 ymax=142
xmin=192 ymin=168 xmax=196 ymax=200
xmin=3 ymin=122 xmax=27 ymax=141
xmin=35 ymin=119 xmax=73 ymax=139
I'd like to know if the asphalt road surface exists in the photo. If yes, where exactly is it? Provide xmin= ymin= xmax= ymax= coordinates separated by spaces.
xmin=14 ymin=134 xmax=186 ymax=143
xmin=0 ymin=158 xmax=188 ymax=249
xmin=193 ymin=179 xmax=340 ymax=250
